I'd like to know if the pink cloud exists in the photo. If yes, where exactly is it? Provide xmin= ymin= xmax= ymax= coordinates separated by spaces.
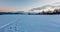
xmin=0 ymin=8 xmax=15 ymax=12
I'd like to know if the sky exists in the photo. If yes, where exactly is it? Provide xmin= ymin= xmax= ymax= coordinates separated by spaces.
xmin=0 ymin=0 xmax=60 ymax=12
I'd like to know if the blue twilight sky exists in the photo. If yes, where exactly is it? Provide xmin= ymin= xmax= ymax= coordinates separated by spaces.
xmin=0 ymin=0 xmax=60 ymax=11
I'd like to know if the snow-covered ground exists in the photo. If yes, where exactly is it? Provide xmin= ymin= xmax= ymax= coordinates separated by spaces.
xmin=0 ymin=15 xmax=60 ymax=32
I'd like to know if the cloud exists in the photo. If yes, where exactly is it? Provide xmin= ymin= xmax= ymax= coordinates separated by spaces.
xmin=0 ymin=8 xmax=30 ymax=12
xmin=0 ymin=8 xmax=16 ymax=12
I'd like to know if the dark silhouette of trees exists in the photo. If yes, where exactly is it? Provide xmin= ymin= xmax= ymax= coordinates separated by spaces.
xmin=0 ymin=9 xmax=60 ymax=15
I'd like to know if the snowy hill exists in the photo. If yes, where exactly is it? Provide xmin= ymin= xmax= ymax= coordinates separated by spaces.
xmin=29 ymin=3 xmax=60 ymax=13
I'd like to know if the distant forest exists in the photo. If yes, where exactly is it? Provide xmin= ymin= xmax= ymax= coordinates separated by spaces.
xmin=0 ymin=9 xmax=60 ymax=15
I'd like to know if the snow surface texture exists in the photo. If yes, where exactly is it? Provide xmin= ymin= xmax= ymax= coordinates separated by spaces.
xmin=0 ymin=15 xmax=60 ymax=32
